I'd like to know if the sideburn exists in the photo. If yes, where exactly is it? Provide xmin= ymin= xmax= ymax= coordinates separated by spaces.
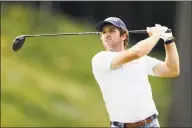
xmin=117 ymin=28 xmax=129 ymax=48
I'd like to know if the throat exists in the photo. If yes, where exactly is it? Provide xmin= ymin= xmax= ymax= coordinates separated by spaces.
xmin=107 ymin=46 xmax=125 ymax=52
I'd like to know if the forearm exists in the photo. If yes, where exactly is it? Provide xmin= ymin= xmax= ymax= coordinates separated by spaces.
xmin=110 ymin=25 xmax=162 ymax=69
xmin=164 ymin=42 xmax=180 ymax=73
xmin=130 ymin=34 xmax=160 ymax=57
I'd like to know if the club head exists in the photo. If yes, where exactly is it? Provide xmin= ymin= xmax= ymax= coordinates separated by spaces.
xmin=12 ymin=35 xmax=26 ymax=51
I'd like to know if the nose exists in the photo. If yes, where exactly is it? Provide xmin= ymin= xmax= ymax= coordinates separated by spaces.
xmin=104 ymin=32 xmax=110 ymax=38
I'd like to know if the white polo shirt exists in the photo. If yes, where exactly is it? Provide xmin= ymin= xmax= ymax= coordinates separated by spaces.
xmin=92 ymin=51 xmax=162 ymax=123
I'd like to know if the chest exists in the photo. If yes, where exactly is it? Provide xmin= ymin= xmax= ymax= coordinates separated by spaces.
xmin=113 ymin=59 xmax=147 ymax=77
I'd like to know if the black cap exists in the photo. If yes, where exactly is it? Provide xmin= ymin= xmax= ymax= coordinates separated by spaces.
xmin=96 ymin=17 xmax=127 ymax=32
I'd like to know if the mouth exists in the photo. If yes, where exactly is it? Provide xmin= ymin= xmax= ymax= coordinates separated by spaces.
xmin=105 ymin=38 xmax=112 ymax=42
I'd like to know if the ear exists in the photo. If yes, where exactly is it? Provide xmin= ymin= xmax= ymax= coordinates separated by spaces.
xmin=121 ymin=33 xmax=127 ymax=41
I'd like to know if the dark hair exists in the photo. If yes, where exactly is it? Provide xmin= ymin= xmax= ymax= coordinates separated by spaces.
xmin=117 ymin=28 xmax=129 ymax=48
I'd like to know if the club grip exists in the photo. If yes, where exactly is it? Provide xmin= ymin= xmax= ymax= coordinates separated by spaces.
xmin=129 ymin=29 xmax=172 ymax=34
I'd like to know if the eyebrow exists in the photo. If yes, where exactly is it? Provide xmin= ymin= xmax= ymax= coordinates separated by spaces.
xmin=102 ymin=26 xmax=116 ymax=31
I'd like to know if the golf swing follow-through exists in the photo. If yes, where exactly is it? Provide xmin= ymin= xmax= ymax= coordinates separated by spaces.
xmin=92 ymin=17 xmax=179 ymax=128
xmin=12 ymin=17 xmax=179 ymax=128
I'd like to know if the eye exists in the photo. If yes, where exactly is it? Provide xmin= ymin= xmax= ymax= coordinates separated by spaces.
xmin=101 ymin=31 xmax=106 ymax=34
xmin=110 ymin=28 xmax=115 ymax=32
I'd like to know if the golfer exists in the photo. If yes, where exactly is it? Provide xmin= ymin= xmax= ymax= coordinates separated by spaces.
xmin=92 ymin=17 xmax=180 ymax=128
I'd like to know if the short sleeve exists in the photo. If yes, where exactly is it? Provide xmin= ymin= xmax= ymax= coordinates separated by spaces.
xmin=144 ymin=55 xmax=163 ymax=76
xmin=92 ymin=51 xmax=117 ymax=72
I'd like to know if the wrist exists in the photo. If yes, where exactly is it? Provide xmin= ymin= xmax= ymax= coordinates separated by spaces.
xmin=152 ymin=33 xmax=161 ymax=39
xmin=164 ymin=37 xmax=175 ymax=45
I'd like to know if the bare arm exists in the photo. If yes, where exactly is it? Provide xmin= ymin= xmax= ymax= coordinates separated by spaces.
xmin=153 ymin=42 xmax=180 ymax=77
xmin=111 ymin=26 xmax=162 ymax=69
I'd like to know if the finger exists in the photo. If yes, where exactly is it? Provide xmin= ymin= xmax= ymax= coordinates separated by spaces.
xmin=147 ymin=27 xmax=150 ymax=32
xmin=147 ymin=27 xmax=152 ymax=36
xmin=164 ymin=26 xmax=168 ymax=30
xmin=155 ymin=24 xmax=162 ymax=28
xmin=161 ymin=26 xmax=168 ymax=32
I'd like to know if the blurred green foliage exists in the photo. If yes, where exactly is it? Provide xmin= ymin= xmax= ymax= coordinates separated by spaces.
xmin=1 ymin=3 xmax=171 ymax=127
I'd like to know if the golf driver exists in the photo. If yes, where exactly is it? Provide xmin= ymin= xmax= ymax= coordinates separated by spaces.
xmin=12 ymin=29 xmax=171 ymax=52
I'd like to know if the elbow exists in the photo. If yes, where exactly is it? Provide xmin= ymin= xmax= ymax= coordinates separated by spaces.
xmin=175 ymin=68 xmax=180 ymax=76
xmin=176 ymin=66 xmax=180 ymax=76
xmin=126 ymin=49 xmax=143 ymax=61
xmin=171 ymin=71 xmax=180 ymax=77
xmin=135 ymin=49 xmax=145 ymax=59
xmin=129 ymin=46 xmax=147 ymax=59
xmin=166 ymin=63 xmax=180 ymax=77
xmin=170 ymin=67 xmax=180 ymax=77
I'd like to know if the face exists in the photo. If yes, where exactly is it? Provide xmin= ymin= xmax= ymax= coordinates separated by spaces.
xmin=100 ymin=24 xmax=126 ymax=51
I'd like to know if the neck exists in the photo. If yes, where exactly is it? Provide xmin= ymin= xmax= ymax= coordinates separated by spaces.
xmin=106 ymin=44 xmax=125 ymax=52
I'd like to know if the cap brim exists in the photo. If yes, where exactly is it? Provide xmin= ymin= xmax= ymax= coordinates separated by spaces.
xmin=96 ymin=21 xmax=114 ymax=32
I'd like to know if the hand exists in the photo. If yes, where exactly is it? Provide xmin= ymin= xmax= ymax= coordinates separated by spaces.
xmin=160 ymin=27 xmax=174 ymax=42
xmin=147 ymin=24 xmax=163 ymax=37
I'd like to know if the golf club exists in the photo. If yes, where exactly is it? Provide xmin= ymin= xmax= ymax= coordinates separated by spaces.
xmin=12 ymin=29 xmax=171 ymax=52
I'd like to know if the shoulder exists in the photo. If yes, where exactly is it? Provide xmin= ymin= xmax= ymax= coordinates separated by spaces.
xmin=92 ymin=51 xmax=106 ymax=60
xmin=142 ymin=55 xmax=162 ymax=67
xmin=134 ymin=55 xmax=149 ymax=63
xmin=92 ymin=51 xmax=105 ymax=65
xmin=92 ymin=51 xmax=116 ymax=63
xmin=141 ymin=55 xmax=157 ymax=61
xmin=136 ymin=55 xmax=160 ymax=65
xmin=142 ymin=55 xmax=151 ymax=59
xmin=142 ymin=55 xmax=161 ymax=62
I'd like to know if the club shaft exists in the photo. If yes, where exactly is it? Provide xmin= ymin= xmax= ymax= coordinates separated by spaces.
xmin=130 ymin=30 xmax=147 ymax=33
xmin=22 ymin=29 xmax=171 ymax=37
xmin=24 ymin=32 xmax=100 ymax=37
xmin=23 ymin=30 xmax=146 ymax=37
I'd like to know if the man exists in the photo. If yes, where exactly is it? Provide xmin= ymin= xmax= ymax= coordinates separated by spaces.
xmin=91 ymin=17 xmax=180 ymax=128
